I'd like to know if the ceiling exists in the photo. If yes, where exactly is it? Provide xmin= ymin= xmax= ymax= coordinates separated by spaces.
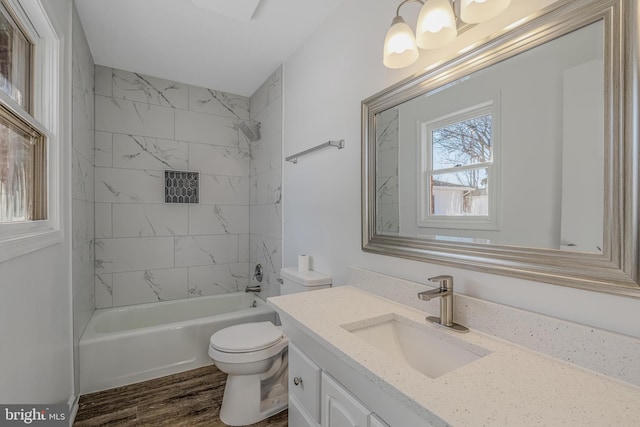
xmin=74 ymin=0 xmax=348 ymax=97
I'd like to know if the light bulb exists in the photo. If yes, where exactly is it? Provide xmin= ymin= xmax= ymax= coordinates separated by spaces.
xmin=460 ymin=0 xmax=511 ymax=24
xmin=383 ymin=16 xmax=419 ymax=69
xmin=416 ymin=0 xmax=457 ymax=50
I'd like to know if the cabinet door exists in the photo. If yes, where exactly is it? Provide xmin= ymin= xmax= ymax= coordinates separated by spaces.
xmin=321 ymin=373 xmax=370 ymax=427
xmin=290 ymin=343 xmax=322 ymax=423
xmin=290 ymin=396 xmax=321 ymax=427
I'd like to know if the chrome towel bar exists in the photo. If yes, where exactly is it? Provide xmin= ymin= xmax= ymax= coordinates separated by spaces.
xmin=285 ymin=139 xmax=345 ymax=164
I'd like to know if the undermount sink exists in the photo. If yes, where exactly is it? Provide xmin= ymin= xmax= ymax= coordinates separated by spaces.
xmin=341 ymin=314 xmax=491 ymax=379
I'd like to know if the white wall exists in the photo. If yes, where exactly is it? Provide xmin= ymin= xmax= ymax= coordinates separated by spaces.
xmin=282 ymin=0 xmax=640 ymax=338
xmin=560 ymin=60 xmax=604 ymax=252
xmin=0 ymin=0 xmax=74 ymax=405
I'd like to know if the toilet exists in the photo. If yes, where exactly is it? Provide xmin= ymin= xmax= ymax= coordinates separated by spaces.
xmin=208 ymin=267 xmax=331 ymax=426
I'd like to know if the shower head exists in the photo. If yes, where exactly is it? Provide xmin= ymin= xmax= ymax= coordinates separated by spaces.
xmin=239 ymin=121 xmax=261 ymax=142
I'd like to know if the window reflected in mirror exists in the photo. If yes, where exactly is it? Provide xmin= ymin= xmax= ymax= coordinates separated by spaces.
xmin=421 ymin=103 xmax=496 ymax=229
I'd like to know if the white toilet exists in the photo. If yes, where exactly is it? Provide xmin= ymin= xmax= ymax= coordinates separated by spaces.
xmin=208 ymin=267 xmax=331 ymax=426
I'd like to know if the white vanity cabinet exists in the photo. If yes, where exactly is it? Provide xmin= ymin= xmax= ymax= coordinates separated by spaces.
xmin=288 ymin=342 xmax=389 ymax=427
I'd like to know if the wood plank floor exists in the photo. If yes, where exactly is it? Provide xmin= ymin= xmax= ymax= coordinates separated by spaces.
xmin=74 ymin=365 xmax=288 ymax=426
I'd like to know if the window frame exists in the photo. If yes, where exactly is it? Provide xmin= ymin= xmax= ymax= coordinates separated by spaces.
xmin=0 ymin=97 xmax=48 ymax=222
xmin=0 ymin=0 xmax=33 ymax=112
xmin=418 ymin=99 xmax=501 ymax=231
xmin=0 ymin=0 xmax=61 ymax=262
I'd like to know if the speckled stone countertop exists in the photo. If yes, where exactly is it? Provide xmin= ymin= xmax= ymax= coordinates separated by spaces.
xmin=268 ymin=286 xmax=640 ymax=426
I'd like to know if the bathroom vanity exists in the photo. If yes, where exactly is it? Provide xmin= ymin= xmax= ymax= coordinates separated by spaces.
xmin=287 ymin=343 xmax=393 ymax=427
xmin=268 ymin=279 xmax=640 ymax=426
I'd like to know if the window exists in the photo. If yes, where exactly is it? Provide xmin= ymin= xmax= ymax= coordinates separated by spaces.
xmin=419 ymin=100 xmax=500 ymax=230
xmin=0 ymin=1 xmax=47 ymax=223
xmin=0 ymin=0 xmax=60 ymax=261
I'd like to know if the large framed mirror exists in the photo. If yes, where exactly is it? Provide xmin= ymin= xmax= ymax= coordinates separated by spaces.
xmin=362 ymin=0 xmax=640 ymax=297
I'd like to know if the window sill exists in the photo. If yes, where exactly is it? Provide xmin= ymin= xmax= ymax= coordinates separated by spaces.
xmin=417 ymin=218 xmax=499 ymax=231
xmin=0 ymin=227 xmax=62 ymax=263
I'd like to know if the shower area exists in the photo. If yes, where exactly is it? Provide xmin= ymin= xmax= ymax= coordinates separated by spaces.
xmin=90 ymin=64 xmax=282 ymax=308
xmin=71 ymin=40 xmax=283 ymax=391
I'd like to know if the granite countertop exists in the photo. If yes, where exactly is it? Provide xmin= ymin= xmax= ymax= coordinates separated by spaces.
xmin=268 ymin=286 xmax=640 ymax=426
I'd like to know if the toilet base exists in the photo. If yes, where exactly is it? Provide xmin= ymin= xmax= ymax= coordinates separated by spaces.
xmin=218 ymin=352 xmax=288 ymax=426
xmin=219 ymin=374 xmax=288 ymax=426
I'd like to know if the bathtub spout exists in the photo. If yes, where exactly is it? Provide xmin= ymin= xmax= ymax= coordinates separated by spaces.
xmin=246 ymin=285 xmax=261 ymax=293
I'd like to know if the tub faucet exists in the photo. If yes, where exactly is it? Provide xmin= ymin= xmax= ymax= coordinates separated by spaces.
xmin=417 ymin=275 xmax=468 ymax=333
xmin=246 ymin=285 xmax=261 ymax=293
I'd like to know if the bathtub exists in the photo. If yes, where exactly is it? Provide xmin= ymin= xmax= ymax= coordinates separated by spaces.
xmin=79 ymin=292 xmax=276 ymax=394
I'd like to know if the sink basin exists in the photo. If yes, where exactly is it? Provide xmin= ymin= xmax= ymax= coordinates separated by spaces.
xmin=342 ymin=314 xmax=490 ymax=379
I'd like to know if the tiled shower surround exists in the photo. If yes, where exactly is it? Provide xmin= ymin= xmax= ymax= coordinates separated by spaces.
xmin=249 ymin=68 xmax=283 ymax=299
xmin=94 ymin=66 xmax=282 ymax=308
xmin=376 ymin=108 xmax=399 ymax=234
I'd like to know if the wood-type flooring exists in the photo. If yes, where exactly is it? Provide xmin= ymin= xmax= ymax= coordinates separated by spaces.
xmin=73 ymin=365 xmax=288 ymax=426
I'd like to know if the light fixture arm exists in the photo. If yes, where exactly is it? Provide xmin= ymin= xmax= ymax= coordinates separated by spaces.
xmin=395 ymin=0 xmax=425 ymax=17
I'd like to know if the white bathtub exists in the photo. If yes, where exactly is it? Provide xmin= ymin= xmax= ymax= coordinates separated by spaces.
xmin=79 ymin=292 xmax=276 ymax=394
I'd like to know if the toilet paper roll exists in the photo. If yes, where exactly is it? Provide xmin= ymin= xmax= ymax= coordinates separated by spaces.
xmin=298 ymin=255 xmax=310 ymax=272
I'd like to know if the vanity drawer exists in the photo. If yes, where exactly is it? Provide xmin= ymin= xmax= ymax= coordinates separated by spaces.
xmin=289 ymin=343 xmax=322 ymax=423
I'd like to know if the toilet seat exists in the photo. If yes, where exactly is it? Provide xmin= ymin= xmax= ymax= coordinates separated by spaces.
xmin=209 ymin=322 xmax=288 ymax=364
xmin=211 ymin=321 xmax=283 ymax=352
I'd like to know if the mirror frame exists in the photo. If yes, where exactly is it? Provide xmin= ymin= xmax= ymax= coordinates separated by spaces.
xmin=362 ymin=0 xmax=640 ymax=298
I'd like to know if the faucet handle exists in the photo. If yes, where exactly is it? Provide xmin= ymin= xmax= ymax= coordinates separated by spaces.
xmin=428 ymin=275 xmax=453 ymax=289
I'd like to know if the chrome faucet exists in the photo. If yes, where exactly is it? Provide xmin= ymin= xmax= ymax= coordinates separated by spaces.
xmin=417 ymin=275 xmax=468 ymax=333
xmin=245 ymin=285 xmax=261 ymax=293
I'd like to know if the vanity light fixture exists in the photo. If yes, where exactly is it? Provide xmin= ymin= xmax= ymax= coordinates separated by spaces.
xmin=383 ymin=0 xmax=511 ymax=69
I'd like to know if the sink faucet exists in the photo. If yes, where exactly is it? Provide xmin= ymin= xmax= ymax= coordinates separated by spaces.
xmin=417 ymin=275 xmax=468 ymax=333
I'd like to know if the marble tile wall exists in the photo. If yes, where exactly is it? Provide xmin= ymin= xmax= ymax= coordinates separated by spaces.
xmin=72 ymin=5 xmax=95 ymax=394
xmin=94 ymin=66 xmax=252 ymax=308
xmin=249 ymin=67 xmax=283 ymax=299
xmin=376 ymin=108 xmax=399 ymax=234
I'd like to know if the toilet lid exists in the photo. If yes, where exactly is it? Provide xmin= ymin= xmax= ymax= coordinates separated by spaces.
xmin=210 ymin=322 xmax=283 ymax=353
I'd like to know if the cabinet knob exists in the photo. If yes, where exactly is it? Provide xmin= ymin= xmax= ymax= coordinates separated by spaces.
xmin=293 ymin=376 xmax=303 ymax=386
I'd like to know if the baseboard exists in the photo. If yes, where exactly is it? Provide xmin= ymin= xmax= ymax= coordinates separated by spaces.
xmin=67 ymin=394 xmax=79 ymax=426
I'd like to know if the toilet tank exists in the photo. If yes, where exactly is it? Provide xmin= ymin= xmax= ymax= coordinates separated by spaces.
xmin=280 ymin=267 xmax=331 ymax=295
